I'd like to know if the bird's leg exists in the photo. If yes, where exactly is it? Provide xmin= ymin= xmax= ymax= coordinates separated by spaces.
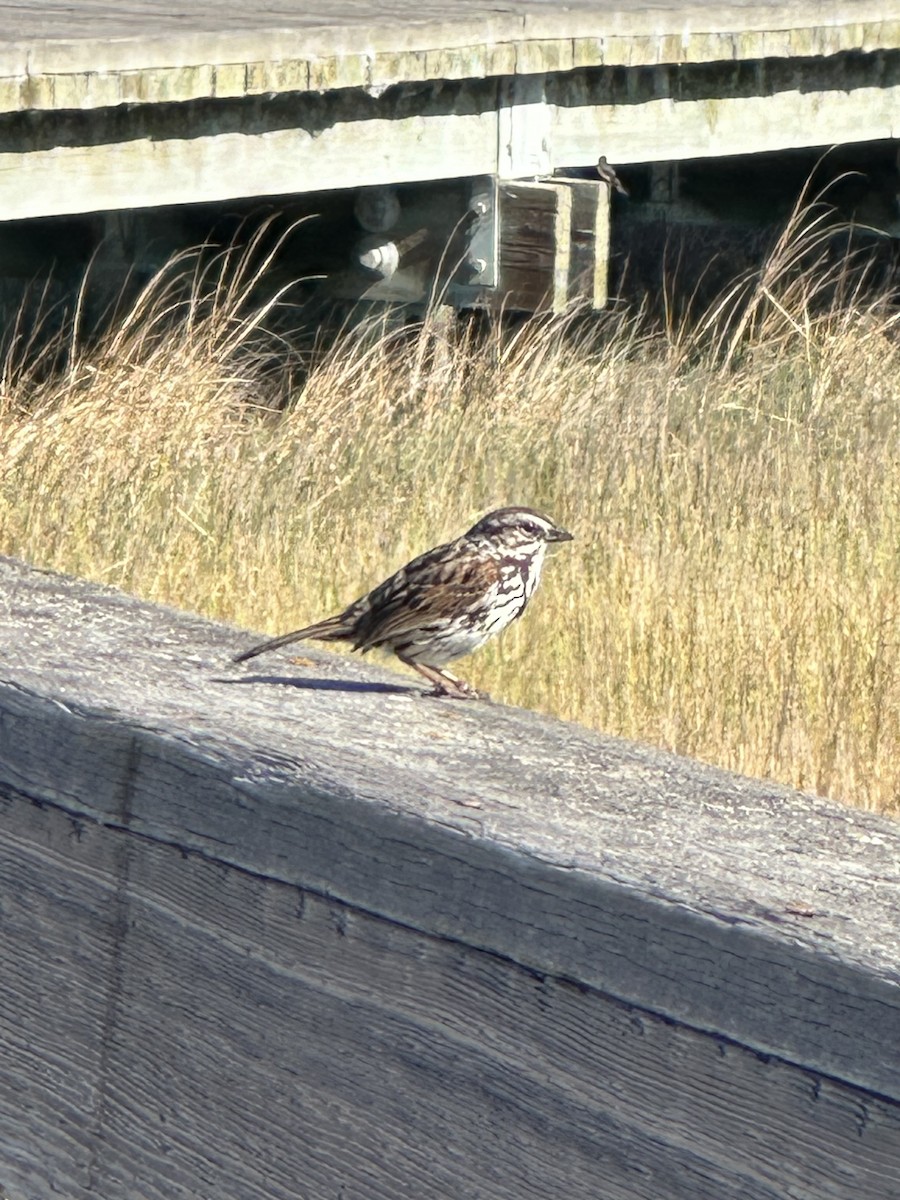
xmin=401 ymin=658 xmax=481 ymax=700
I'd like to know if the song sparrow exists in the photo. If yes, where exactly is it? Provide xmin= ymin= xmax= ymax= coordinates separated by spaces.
xmin=233 ymin=506 xmax=573 ymax=698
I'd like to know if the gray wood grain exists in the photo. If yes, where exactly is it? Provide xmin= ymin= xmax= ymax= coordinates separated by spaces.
xmin=1 ymin=555 xmax=898 ymax=1199
xmin=0 ymin=0 xmax=893 ymax=43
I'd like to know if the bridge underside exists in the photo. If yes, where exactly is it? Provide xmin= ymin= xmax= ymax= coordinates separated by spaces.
xmin=1 ymin=49 xmax=898 ymax=315
xmin=1 ymin=51 xmax=897 ymax=218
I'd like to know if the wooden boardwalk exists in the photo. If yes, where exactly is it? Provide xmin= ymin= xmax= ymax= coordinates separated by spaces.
xmin=2 ymin=1 xmax=899 ymax=110
xmin=0 ymin=1 xmax=898 ymax=214
xmin=1 ymin=1 xmax=899 ymax=309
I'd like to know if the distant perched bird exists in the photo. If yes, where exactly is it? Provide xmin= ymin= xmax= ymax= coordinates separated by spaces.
xmin=233 ymin=506 xmax=573 ymax=698
xmin=597 ymin=155 xmax=629 ymax=197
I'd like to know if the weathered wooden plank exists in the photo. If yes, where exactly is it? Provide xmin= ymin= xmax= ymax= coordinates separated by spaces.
xmin=0 ymin=555 xmax=899 ymax=1199
xmin=3 ymin=794 xmax=899 ymax=1200
xmin=0 ymin=112 xmax=500 ymax=220
xmin=0 ymin=2 xmax=897 ymax=113
xmin=498 ymin=73 xmax=553 ymax=180
xmin=556 ymin=177 xmax=610 ymax=307
xmin=0 ymin=60 xmax=894 ymax=218
xmin=553 ymin=84 xmax=900 ymax=168
xmin=496 ymin=181 xmax=571 ymax=312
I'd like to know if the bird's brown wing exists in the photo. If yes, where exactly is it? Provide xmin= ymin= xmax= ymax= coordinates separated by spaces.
xmin=348 ymin=539 xmax=501 ymax=652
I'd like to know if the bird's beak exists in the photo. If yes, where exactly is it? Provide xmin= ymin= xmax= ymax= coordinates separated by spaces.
xmin=548 ymin=525 xmax=574 ymax=543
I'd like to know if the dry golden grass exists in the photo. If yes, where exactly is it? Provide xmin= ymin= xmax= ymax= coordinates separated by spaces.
xmin=0 ymin=211 xmax=898 ymax=813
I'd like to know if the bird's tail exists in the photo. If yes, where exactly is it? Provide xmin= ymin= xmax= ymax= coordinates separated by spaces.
xmin=232 ymin=614 xmax=350 ymax=664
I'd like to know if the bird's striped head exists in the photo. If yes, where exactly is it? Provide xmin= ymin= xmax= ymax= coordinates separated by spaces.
xmin=465 ymin=506 xmax=573 ymax=550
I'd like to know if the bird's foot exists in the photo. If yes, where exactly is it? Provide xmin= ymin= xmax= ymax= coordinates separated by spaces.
xmin=406 ymin=659 xmax=485 ymax=700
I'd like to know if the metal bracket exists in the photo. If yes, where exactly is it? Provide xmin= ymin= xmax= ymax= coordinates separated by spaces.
xmin=460 ymin=176 xmax=498 ymax=289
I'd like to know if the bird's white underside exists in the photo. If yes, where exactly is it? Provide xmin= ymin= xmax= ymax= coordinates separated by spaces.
xmin=399 ymin=544 xmax=548 ymax=666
